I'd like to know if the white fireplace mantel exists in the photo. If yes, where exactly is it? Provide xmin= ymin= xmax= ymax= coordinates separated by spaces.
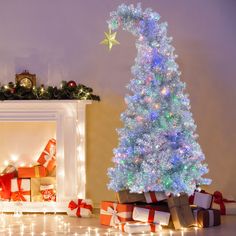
xmin=0 ymin=100 xmax=91 ymax=212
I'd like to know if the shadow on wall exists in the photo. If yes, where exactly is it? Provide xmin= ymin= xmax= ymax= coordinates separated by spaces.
xmin=86 ymin=95 xmax=125 ymax=206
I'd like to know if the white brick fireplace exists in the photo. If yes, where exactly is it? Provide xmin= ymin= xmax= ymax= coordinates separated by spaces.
xmin=0 ymin=100 xmax=91 ymax=212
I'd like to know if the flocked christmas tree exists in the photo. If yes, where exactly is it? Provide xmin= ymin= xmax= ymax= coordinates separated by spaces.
xmin=103 ymin=4 xmax=211 ymax=195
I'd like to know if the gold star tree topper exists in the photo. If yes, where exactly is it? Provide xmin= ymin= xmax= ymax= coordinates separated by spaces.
xmin=100 ymin=28 xmax=120 ymax=51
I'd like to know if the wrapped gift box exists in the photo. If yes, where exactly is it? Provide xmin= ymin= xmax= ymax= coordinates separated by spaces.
xmin=212 ymin=191 xmax=236 ymax=215
xmin=116 ymin=190 xmax=145 ymax=203
xmin=144 ymin=191 xmax=167 ymax=203
xmin=100 ymin=201 xmax=134 ymax=226
xmin=192 ymin=208 xmax=221 ymax=228
xmin=167 ymin=193 xmax=196 ymax=229
xmin=37 ymin=138 xmax=56 ymax=174
xmin=0 ymin=172 xmax=16 ymax=200
xmin=67 ymin=199 xmax=93 ymax=217
xmin=31 ymin=177 xmax=56 ymax=202
xmin=1 ymin=165 xmax=17 ymax=175
xmin=193 ymin=191 xmax=213 ymax=209
xmin=118 ymin=222 xmax=161 ymax=233
xmin=116 ymin=189 xmax=167 ymax=204
xmin=11 ymin=178 xmax=30 ymax=202
xmin=47 ymin=166 xmax=56 ymax=177
xmin=212 ymin=202 xmax=236 ymax=215
xmin=132 ymin=206 xmax=170 ymax=226
xmin=18 ymin=165 xmax=47 ymax=178
xmin=137 ymin=203 xmax=174 ymax=229
xmin=40 ymin=184 xmax=56 ymax=201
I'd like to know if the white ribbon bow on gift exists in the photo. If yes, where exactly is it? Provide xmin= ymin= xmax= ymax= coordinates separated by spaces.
xmin=43 ymin=145 xmax=56 ymax=167
xmin=101 ymin=203 xmax=132 ymax=226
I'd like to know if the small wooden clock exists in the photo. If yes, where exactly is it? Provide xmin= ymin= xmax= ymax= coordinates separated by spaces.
xmin=15 ymin=70 xmax=36 ymax=89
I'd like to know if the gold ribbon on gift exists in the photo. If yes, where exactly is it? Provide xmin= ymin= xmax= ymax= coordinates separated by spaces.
xmin=100 ymin=203 xmax=132 ymax=226
xmin=32 ymin=164 xmax=40 ymax=178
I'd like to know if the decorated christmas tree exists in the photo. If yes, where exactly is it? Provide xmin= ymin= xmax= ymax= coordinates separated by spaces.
xmin=103 ymin=4 xmax=211 ymax=195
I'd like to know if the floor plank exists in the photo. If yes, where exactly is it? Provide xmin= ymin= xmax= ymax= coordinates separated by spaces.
xmin=0 ymin=214 xmax=235 ymax=235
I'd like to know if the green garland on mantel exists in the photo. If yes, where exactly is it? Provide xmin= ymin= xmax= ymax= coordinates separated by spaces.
xmin=0 ymin=81 xmax=100 ymax=101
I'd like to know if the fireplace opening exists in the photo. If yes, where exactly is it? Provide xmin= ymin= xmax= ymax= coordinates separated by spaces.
xmin=0 ymin=100 xmax=90 ymax=212
xmin=0 ymin=121 xmax=57 ymax=203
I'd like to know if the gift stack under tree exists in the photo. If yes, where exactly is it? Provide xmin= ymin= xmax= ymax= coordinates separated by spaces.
xmin=99 ymin=3 xmax=224 ymax=234
xmin=0 ymin=138 xmax=56 ymax=203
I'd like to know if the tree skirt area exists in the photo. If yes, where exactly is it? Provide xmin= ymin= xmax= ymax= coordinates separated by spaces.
xmin=0 ymin=213 xmax=235 ymax=235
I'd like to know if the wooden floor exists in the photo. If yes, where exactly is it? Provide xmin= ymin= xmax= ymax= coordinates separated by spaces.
xmin=0 ymin=213 xmax=235 ymax=235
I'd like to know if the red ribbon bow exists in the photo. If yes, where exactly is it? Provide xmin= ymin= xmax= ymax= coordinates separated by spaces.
xmin=11 ymin=179 xmax=30 ymax=201
xmin=213 ymin=191 xmax=236 ymax=215
xmin=68 ymin=199 xmax=92 ymax=217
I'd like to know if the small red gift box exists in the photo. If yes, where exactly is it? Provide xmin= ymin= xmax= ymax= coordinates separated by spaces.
xmin=100 ymin=201 xmax=134 ymax=226
xmin=37 ymin=139 xmax=56 ymax=173
xmin=118 ymin=221 xmax=161 ymax=233
xmin=11 ymin=178 xmax=31 ymax=202
xmin=67 ymin=199 xmax=93 ymax=217
xmin=0 ymin=172 xmax=16 ymax=200
xmin=18 ymin=165 xmax=47 ymax=178
xmin=40 ymin=184 xmax=56 ymax=202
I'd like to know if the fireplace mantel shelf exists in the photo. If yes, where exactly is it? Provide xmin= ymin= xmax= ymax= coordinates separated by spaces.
xmin=0 ymin=100 xmax=92 ymax=103
xmin=0 ymin=99 xmax=91 ymax=212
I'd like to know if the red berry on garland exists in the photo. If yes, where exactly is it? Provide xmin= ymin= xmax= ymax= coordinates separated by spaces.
xmin=10 ymin=88 xmax=16 ymax=94
xmin=67 ymin=80 xmax=77 ymax=88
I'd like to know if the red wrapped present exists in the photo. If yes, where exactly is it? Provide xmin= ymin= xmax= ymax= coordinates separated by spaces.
xmin=40 ymin=184 xmax=56 ymax=201
xmin=18 ymin=165 xmax=47 ymax=178
xmin=67 ymin=199 xmax=93 ymax=217
xmin=118 ymin=221 xmax=162 ymax=233
xmin=192 ymin=208 xmax=221 ymax=228
xmin=0 ymin=172 xmax=16 ymax=200
xmin=193 ymin=191 xmax=213 ymax=209
xmin=132 ymin=206 xmax=170 ymax=226
xmin=100 ymin=201 xmax=134 ymax=226
xmin=212 ymin=191 xmax=236 ymax=215
xmin=37 ymin=139 xmax=56 ymax=173
xmin=144 ymin=191 xmax=167 ymax=203
xmin=11 ymin=178 xmax=31 ymax=202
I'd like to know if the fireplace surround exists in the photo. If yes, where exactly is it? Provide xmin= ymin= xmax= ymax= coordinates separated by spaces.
xmin=0 ymin=100 xmax=91 ymax=212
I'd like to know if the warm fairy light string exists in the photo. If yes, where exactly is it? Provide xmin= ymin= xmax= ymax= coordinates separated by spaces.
xmin=106 ymin=3 xmax=211 ymax=195
xmin=0 ymin=212 xmax=201 ymax=235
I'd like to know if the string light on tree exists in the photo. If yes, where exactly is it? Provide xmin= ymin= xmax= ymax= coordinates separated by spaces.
xmin=104 ymin=3 xmax=211 ymax=195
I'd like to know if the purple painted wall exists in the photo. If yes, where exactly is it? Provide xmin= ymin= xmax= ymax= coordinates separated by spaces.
xmin=0 ymin=0 xmax=235 ymax=205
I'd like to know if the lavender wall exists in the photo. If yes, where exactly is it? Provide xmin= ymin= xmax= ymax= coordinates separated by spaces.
xmin=0 ymin=0 xmax=235 ymax=206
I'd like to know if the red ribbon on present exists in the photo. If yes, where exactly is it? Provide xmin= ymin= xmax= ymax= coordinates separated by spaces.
xmin=148 ymin=209 xmax=155 ymax=223
xmin=0 ymin=172 xmax=16 ymax=199
xmin=68 ymin=199 xmax=93 ymax=217
xmin=213 ymin=191 xmax=236 ymax=215
xmin=149 ymin=192 xmax=158 ymax=203
xmin=11 ymin=179 xmax=30 ymax=201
